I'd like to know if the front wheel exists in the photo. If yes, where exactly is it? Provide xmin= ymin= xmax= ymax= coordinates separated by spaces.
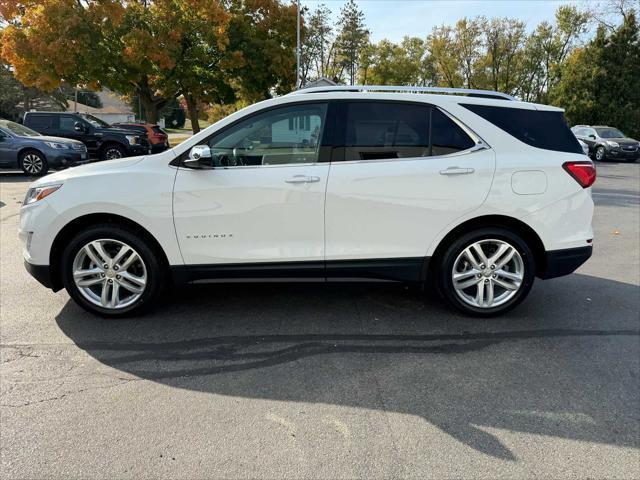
xmin=19 ymin=150 xmax=49 ymax=176
xmin=595 ymin=146 xmax=607 ymax=162
xmin=61 ymin=224 xmax=165 ymax=317
xmin=437 ymin=228 xmax=536 ymax=317
xmin=100 ymin=143 xmax=126 ymax=161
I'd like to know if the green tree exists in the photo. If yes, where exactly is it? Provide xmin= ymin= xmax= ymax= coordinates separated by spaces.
xmin=335 ymin=0 xmax=369 ymax=85
xmin=552 ymin=13 xmax=640 ymax=137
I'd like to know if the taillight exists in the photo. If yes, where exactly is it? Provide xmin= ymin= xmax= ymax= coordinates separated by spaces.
xmin=563 ymin=161 xmax=596 ymax=188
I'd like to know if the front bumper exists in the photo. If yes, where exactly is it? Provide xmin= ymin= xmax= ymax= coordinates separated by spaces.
xmin=49 ymin=151 xmax=90 ymax=168
xmin=126 ymin=144 xmax=151 ymax=156
xmin=607 ymin=147 xmax=639 ymax=160
xmin=24 ymin=260 xmax=55 ymax=289
xmin=539 ymin=246 xmax=593 ymax=279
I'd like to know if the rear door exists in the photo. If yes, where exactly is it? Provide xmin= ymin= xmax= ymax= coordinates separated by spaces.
xmin=324 ymin=101 xmax=495 ymax=281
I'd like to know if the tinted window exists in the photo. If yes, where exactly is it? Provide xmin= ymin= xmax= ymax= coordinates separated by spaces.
xmin=60 ymin=116 xmax=78 ymax=131
xmin=26 ymin=115 xmax=53 ymax=131
xmin=595 ymin=127 xmax=625 ymax=138
xmin=206 ymin=103 xmax=327 ymax=166
xmin=342 ymin=102 xmax=431 ymax=161
xmin=461 ymin=104 xmax=583 ymax=154
xmin=431 ymin=108 xmax=475 ymax=155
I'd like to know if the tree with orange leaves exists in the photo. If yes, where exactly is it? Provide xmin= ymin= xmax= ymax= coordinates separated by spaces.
xmin=1 ymin=1 xmax=297 ymax=129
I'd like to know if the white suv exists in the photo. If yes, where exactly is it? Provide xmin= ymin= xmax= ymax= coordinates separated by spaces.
xmin=19 ymin=86 xmax=595 ymax=317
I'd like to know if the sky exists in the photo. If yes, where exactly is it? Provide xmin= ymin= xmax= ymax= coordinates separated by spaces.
xmin=300 ymin=0 xmax=588 ymax=42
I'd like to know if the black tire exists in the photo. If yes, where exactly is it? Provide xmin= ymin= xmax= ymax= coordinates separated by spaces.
xmin=594 ymin=145 xmax=607 ymax=162
xmin=19 ymin=149 xmax=49 ymax=176
xmin=437 ymin=228 xmax=536 ymax=317
xmin=60 ymin=223 xmax=166 ymax=318
xmin=100 ymin=143 xmax=126 ymax=161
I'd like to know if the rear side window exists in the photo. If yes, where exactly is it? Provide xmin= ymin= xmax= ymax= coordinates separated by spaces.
xmin=26 ymin=115 xmax=54 ymax=131
xmin=343 ymin=102 xmax=431 ymax=161
xmin=461 ymin=104 xmax=583 ymax=154
xmin=334 ymin=102 xmax=476 ymax=161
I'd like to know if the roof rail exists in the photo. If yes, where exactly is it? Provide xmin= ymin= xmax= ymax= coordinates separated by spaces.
xmin=289 ymin=85 xmax=516 ymax=101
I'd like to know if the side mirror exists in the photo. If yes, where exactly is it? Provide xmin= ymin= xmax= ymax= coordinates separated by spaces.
xmin=588 ymin=135 xmax=596 ymax=140
xmin=74 ymin=122 xmax=85 ymax=133
xmin=184 ymin=145 xmax=212 ymax=168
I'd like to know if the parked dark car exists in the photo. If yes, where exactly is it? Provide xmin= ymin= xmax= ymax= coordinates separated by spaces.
xmin=0 ymin=119 xmax=88 ymax=176
xmin=111 ymin=122 xmax=170 ymax=153
xmin=23 ymin=112 xmax=151 ymax=161
xmin=571 ymin=125 xmax=639 ymax=162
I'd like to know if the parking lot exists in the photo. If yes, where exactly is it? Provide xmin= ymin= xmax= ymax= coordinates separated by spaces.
xmin=1 ymin=161 xmax=638 ymax=478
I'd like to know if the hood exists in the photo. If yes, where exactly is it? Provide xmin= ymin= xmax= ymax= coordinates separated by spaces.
xmin=30 ymin=155 xmax=145 ymax=187
xmin=25 ymin=135 xmax=85 ymax=145
xmin=604 ymin=137 xmax=639 ymax=145
xmin=95 ymin=126 xmax=142 ymax=136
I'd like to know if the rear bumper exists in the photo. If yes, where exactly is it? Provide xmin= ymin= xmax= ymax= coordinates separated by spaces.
xmin=24 ymin=260 xmax=55 ymax=289
xmin=539 ymin=246 xmax=593 ymax=279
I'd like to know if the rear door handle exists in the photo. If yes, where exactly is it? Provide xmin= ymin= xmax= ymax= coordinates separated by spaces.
xmin=439 ymin=167 xmax=475 ymax=175
xmin=285 ymin=175 xmax=321 ymax=184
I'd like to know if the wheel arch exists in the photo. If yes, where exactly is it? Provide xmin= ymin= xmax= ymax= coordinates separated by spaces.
xmin=49 ymin=213 xmax=170 ymax=291
xmin=18 ymin=147 xmax=47 ymax=162
xmin=427 ymin=215 xmax=547 ymax=280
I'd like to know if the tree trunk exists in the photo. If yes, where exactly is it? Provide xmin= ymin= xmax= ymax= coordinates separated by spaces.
xmin=184 ymin=93 xmax=200 ymax=134
xmin=138 ymin=91 xmax=161 ymax=124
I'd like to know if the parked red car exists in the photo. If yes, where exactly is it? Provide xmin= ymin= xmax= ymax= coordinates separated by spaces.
xmin=111 ymin=122 xmax=170 ymax=153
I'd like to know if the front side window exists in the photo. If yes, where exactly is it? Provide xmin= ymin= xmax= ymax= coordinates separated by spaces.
xmin=60 ymin=116 xmax=78 ymax=131
xmin=206 ymin=103 xmax=327 ymax=167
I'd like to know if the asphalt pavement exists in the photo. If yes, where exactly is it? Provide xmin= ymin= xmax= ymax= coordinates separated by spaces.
xmin=1 ymin=161 xmax=638 ymax=479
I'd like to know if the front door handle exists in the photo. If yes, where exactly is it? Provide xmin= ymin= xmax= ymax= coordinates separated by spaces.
xmin=439 ymin=167 xmax=475 ymax=175
xmin=285 ymin=175 xmax=321 ymax=184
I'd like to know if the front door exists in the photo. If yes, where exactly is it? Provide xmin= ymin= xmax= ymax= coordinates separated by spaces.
xmin=324 ymin=101 xmax=495 ymax=281
xmin=173 ymin=102 xmax=330 ymax=268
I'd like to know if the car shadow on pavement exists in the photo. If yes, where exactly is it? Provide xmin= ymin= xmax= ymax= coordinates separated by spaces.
xmin=55 ymin=273 xmax=640 ymax=461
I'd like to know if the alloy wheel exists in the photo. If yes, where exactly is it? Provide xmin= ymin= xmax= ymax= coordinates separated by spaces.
xmin=452 ymin=239 xmax=524 ymax=309
xmin=22 ymin=153 xmax=44 ymax=174
xmin=105 ymin=148 xmax=123 ymax=160
xmin=595 ymin=147 xmax=605 ymax=161
xmin=72 ymin=239 xmax=147 ymax=309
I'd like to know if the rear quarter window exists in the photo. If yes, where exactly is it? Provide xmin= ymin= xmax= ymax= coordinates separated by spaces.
xmin=461 ymin=104 xmax=583 ymax=154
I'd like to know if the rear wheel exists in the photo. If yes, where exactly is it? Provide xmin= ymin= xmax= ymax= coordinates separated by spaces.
xmin=61 ymin=224 xmax=165 ymax=317
xmin=437 ymin=228 xmax=536 ymax=317
xmin=19 ymin=150 xmax=49 ymax=176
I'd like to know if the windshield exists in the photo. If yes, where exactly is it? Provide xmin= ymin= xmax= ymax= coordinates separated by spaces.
xmin=595 ymin=127 xmax=625 ymax=138
xmin=79 ymin=113 xmax=109 ymax=128
xmin=0 ymin=120 xmax=41 ymax=137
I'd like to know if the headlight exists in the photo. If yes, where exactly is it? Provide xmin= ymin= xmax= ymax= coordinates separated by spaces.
xmin=606 ymin=141 xmax=619 ymax=147
xmin=126 ymin=135 xmax=140 ymax=145
xmin=23 ymin=184 xmax=62 ymax=205
xmin=45 ymin=141 xmax=71 ymax=149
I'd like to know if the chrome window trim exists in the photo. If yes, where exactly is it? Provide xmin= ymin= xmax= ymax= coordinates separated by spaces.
xmin=331 ymin=145 xmax=490 ymax=166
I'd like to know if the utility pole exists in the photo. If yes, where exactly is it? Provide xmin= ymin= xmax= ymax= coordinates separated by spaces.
xmin=74 ymin=87 xmax=78 ymax=112
xmin=296 ymin=0 xmax=301 ymax=89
